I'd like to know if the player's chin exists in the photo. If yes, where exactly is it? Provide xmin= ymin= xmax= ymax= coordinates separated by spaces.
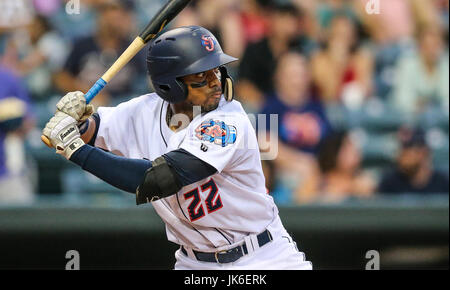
xmin=203 ymin=96 xmax=221 ymax=112
xmin=202 ymin=103 xmax=219 ymax=113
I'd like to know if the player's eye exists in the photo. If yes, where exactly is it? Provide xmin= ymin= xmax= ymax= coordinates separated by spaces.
xmin=196 ymin=72 xmax=206 ymax=79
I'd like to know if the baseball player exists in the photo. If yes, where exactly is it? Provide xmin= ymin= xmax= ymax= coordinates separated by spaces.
xmin=42 ymin=26 xmax=312 ymax=270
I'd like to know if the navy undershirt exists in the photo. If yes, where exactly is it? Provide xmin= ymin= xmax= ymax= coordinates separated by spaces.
xmin=69 ymin=145 xmax=217 ymax=194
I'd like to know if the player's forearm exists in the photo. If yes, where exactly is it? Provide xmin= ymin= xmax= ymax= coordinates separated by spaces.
xmin=69 ymin=144 xmax=151 ymax=193
xmin=68 ymin=144 xmax=218 ymax=196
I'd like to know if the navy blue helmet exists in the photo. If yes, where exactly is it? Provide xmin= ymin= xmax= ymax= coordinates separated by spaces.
xmin=147 ymin=26 xmax=238 ymax=103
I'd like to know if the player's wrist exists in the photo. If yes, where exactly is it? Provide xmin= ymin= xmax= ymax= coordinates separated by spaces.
xmin=54 ymin=123 xmax=85 ymax=159
xmin=60 ymin=137 xmax=85 ymax=160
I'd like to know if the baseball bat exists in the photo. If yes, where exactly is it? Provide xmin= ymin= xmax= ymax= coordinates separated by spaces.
xmin=42 ymin=0 xmax=192 ymax=147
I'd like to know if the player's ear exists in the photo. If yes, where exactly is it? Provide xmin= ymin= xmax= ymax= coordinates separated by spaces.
xmin=220 ymin=66 xmax=234 ymax=102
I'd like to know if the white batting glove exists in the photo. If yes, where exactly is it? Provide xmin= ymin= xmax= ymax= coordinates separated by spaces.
xmin=42 ymin=111 xmax=85 ymax=160
xmin=56 ymin=91 xmax=95 ymax=124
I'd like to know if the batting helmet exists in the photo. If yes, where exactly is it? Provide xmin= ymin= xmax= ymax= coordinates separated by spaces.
xmin=147 ymin=26 xmax=238 ymax=103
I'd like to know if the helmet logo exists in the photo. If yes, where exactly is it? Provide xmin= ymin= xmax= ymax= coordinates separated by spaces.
xmin=201 ymin=35 xmax=215 ymax=52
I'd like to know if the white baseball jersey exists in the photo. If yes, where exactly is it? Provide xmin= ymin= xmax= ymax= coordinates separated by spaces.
xmin=95 ymin=93 xmax=280 ymax=252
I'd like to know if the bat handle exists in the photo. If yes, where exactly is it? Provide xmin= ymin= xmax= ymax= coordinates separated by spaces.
xmin=85 ymin=78 xmax=107 ymax=104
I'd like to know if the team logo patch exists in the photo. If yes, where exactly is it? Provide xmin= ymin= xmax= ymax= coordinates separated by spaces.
xmin=201 ymin=35 xmax=215 ymax=52
xmin=195 ymin=120 xmax=237 ymax=147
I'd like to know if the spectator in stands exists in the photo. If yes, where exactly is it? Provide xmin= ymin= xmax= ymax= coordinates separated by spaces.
xmin=391 ymin=25 xmax=449 ymax=115
xmin=311 ymin=13 xmax=373 ymax=108
xmin=0 ymin=0 xmax=34 ymax=30
xmin=237 ymin=1 xmax=316 ymax=112
xmin=309 ymin=130 xmax=376 ymax=203
xmin=436 ymin=0 xmax=449 ymax=41
xmin=378 ymin=127 xmax=449 ymax=195
xmin=259 ymin=52 xmax=330 ymax=205
xmin=0 ymin=65 xmax=35 ymax=204
xmin=1 ymin=15 xmax=69 ymax=101
xmin=261 ymin=52 xmax=332 ymax=155
xmin=0 ymin=0 xmax=33 ymax=67
xmin=32 ymin=0 xmax=61 ymax=17
xmin=358 ymin=0 xmax=441 ymax=44
xmin=356 ymin=0 xmax=441 ymax=99
xmin=54 ymin=0 xmax=147 ymax=107
xmin=314 ymin=0 xmax=362 ymax=41
xmin=47 ymin=0 xmax=98 ymax=41
xmin=173 ymin=0 xmax=246 ymax=64
xmin=237 ymin=0 xmax=272 ymax=46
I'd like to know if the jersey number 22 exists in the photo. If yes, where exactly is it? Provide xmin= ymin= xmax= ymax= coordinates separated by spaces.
xmin=183 ymin=179 xmax=223 ymax=222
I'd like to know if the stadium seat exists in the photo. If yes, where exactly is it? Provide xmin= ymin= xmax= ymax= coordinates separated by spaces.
xmin=325 ymin=103 xmax=352 ymax=130
xmin=428 ymin=130 xmax=449 ymax=174
xmin=32 ymin=98 xmax=58 ymax=129
xmin=354 ymin=130 xmax=398 ymax=168
xmin=24 ymin=129 xmax=72 ymax=194
xmin=60 ymin=168 xmax=125 ymax=195
xmin=357 ymin=99 xmax=408 ymax=133
xmin=325 ymin=99 xmax=409 ymax=133
xmin=60 ymin=168 xmax=134 ymax=207
xmin=417 ymin=107 xmax=449 ymax=133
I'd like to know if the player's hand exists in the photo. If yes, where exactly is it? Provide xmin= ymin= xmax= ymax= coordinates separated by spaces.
xmin=42 ymin=111 xmax=85 ymax=160
xmin=56 ymin=91 xmax=95 ymax=124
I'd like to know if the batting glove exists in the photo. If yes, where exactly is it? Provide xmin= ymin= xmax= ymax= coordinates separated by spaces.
xmin=56 ymin=91 xmax=95 ymax=124
xmin=42 ymin=111 xmax=85 ymax=160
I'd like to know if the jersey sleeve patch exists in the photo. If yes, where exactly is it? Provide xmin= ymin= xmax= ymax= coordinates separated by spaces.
xmin=194 ymin=119 xmax=237 ymax=147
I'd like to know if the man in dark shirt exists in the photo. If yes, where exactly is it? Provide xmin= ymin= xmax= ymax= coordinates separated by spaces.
xmin=54 ymin=0 xmax=147 ymax=106
xmin=378 ymin=128 xmax=449 ymax=195
xmin=237 ymin=2 xmax=317 ymax=112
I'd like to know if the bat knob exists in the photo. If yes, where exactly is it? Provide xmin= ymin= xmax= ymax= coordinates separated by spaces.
xmin=41 ymin=135 xmax=53 ymax=148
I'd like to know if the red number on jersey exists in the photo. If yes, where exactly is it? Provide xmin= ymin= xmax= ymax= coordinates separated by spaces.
xmin=183 ymin=179 xmax=222 ymax=222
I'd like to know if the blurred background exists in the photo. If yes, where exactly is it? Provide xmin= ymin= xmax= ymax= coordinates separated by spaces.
xmin=0 ymin=0 xmax=448 ymax=269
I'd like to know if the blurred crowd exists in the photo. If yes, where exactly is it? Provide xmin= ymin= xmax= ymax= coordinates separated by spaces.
xmin=0 ymin=0 xmax=448 ymax=205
